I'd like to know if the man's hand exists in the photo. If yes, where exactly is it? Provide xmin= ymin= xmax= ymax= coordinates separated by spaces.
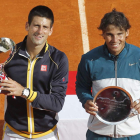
xmin=0 ymin=77 xmax=24 ymax=97
xmin=84 ymin=100 xmax=98 ymax=116
xmin=131 ymin=99 xmax=140 ymax=114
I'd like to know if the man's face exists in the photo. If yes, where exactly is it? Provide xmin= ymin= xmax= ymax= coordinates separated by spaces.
xmin=25 ymin=16 xmax=53 ymax=46
xmin=102 ymin=25 xmax=129 ymax=56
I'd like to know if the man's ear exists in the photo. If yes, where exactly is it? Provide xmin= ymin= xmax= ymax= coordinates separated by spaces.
xmin=102 ymin=33 xmax=105 ymax=39
xmin=25 ymin=22 xmax=29 ymax=31
xmin=126 ymin=29 xmax=129 ymax=37
xmin=49 ymin=27 xmax=53 ymax=36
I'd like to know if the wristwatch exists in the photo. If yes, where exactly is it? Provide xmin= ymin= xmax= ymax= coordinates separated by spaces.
xmin=22 ymin=88 xmax=30 ymax=99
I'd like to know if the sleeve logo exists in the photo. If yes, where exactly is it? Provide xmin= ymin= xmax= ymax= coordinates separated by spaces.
xmin=62 ymin=77 xmax=65 ymax=82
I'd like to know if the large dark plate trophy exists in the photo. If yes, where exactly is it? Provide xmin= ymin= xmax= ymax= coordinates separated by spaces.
xmin=93 ymin=86 xmax=136 ymax=125
xmin=0 ymin=37 xmax=16 ymax=95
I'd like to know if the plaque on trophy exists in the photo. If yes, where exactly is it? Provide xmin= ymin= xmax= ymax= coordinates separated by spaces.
xmin=93 ymin=86 xmax=133 ymax=125
xmin=0 ymin=37 xmax=16 ymax=93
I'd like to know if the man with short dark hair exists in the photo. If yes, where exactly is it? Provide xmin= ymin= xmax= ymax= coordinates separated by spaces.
xmin=1 ymin=5 xmax=69 ymax=140
xmin=76 ymin=9 xmax=140 ymax=140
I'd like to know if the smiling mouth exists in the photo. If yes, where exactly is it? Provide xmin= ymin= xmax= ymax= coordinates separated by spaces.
xmin=110 ymin=44 xmax=120 ymax=48
xmin=34 ymin=34 xmax=43 ymax=39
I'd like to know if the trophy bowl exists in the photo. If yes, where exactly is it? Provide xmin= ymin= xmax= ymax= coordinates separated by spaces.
xmin=93 ymin=86 xmax=132 ymax=125
xmin=0 ymin=37 xmax=16 ymax=64
xmin=0 ymin=37 xmax=16 ymax=94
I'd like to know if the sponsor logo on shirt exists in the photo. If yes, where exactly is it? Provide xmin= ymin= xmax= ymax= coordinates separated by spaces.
xmin=41 ymin=65 xmax=47 ymax=71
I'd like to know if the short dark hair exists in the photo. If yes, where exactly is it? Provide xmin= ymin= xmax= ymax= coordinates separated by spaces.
xmin=28 ymin=5 xmax=54 ymax=27
xmin=98 ymin=9 xmax=131 ymax=32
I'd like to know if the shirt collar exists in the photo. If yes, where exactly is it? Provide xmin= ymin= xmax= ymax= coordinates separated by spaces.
xmin=104 ymin=42 xmax=128 ymax=60
xmin=18 ymin=36 xmax=49 ymax=58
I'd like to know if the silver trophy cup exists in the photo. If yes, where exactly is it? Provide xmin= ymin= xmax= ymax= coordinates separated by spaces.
xmin=0 ymin=37 xmax=16 ymax=94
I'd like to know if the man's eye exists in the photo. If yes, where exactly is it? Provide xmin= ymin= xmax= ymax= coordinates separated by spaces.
xmin=34 ymin=25 xmax=39 ymax=27
xmin=44 ymin=26 xmax=49 ymax=29
xmin=106 ymin=34 xmax=112 ymax=36
xmin=118 ymin=33 xmax=123 ymax=35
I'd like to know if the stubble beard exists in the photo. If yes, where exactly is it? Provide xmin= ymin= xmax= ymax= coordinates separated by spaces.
xmin=31 ymin=37 xmax=46 ymax=46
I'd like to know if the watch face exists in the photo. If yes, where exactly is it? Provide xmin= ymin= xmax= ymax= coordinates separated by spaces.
xmin=24 ymin=88 xmax=29 ymax=97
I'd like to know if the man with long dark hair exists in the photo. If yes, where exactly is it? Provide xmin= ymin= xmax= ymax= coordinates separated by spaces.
xmin=76 ymin=9 xmax=140 ymax=140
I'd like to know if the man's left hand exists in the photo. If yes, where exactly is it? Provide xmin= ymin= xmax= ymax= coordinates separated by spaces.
xmin=131 ymin=99 xmax=140 ymax=114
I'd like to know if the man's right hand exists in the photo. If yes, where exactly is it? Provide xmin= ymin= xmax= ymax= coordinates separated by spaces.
xmin=84 ymin=100 xmax=98 ymax=116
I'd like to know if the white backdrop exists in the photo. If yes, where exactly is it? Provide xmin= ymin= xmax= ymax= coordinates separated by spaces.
xmin=57 ymin=95 xmax=89 ymax=140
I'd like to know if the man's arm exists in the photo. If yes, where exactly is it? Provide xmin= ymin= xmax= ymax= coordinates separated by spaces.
xmin=76 ymin=55 xmax=98 ymax=115
xmin=31 ymin=54 xmax=69 ymax=112
xmin=0 ymin=54 xmax=69 ymax=113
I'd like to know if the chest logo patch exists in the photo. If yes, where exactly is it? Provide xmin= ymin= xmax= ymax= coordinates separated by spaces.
xmin=41 ymin=65 xmax=47 ymax=71
xmin=129 ymin=62 xmax=138 ymax=66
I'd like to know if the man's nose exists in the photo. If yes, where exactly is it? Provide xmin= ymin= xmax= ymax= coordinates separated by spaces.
xmin=37 ymin=27 xmax=43 ymax=34
xmin=112 ymin=35 xmax=118 ymax=42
